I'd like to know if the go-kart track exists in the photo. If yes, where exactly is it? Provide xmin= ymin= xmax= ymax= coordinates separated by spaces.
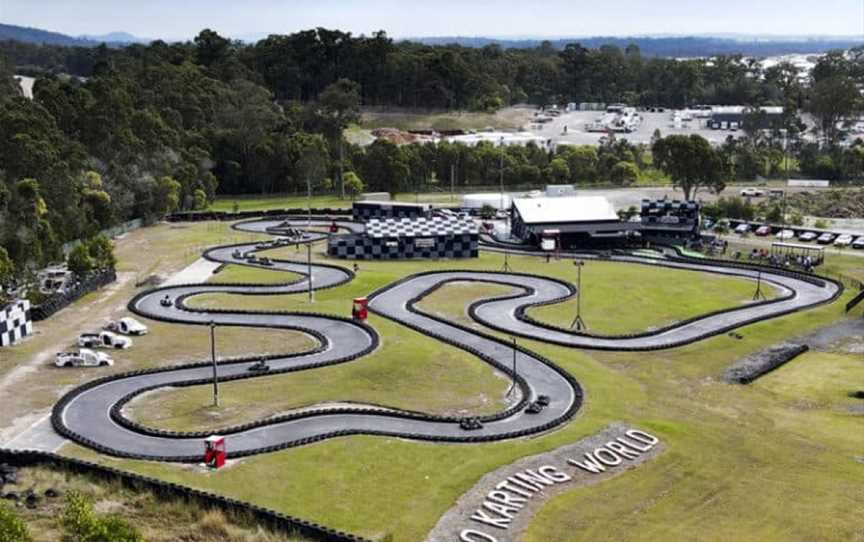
xmin=51 ymin=218 xmax=843 ymax=462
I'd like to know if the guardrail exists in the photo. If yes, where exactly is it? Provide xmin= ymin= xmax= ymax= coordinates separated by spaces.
xmin=31 ymin=269 xmax=117 ymax=321
xmin=0 ymin=448 xmax=369 ymax=542
xmin=846 ymin=289 xmax=864 ymax=313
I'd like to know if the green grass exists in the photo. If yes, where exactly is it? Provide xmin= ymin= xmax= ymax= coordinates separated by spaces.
xmin=61 ymin=239 xmax=863 ymax=541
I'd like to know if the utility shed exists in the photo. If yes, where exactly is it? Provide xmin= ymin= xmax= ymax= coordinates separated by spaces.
xmin=511 ymin=196 xmax=637 ymax=247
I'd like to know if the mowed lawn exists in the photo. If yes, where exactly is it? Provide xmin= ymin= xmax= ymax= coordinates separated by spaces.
xmin=61 ymin=232 xmax=864 ymax=541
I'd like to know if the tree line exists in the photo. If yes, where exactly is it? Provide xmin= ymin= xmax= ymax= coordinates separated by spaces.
xmin=1 ymin=28 xmax=863 ymax=284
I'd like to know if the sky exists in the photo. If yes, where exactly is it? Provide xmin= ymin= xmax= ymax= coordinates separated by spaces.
xmin=2 ymin=0 xmax=863 ymax=41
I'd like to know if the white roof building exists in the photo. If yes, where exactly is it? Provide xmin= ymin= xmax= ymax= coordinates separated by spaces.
xmin=512 ymin=196 xmax=619 ymax=225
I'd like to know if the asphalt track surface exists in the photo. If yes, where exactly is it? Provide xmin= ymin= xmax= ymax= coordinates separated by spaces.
xmin=52 ymin=219 xmax=842 ymax=461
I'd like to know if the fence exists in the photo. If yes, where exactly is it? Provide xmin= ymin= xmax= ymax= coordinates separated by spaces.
xmin=31 ymin=269 xmax=117 ymax=321
xmin=61 ymin=219 xmax=145 ymax=255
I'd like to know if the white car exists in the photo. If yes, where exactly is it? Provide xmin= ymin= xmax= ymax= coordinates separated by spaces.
xmin=105 ymin=317 xmax=148 ymax=336
xmin=78 ymin=331 xmax=132 ymax=349
xmin=852 ymin=237 xmax=864 ymax=249
xmin=775 ymin=229 xmax=795 ymax=240
xmin=734 ymin=223 xmax=750 ymax=234
xmin=797 ymin=231 xmax=817 ymax=242
xmin=56 ymin=349 xmax=114 ymax=368
xmin=834 ymin=234 xmax=854 ymax=247
xmin=740 ymin=188 xmax=765 ymax=198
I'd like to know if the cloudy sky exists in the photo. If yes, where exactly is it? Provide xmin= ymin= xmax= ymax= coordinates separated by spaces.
xmin=2 ymin=0 xmax=862 ymax=41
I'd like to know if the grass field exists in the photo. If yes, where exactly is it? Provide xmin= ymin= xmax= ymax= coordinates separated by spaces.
xmin=11 ymin=464 xmax=308 ymax=541
xmin=57 ymin=232 xmax=864 ymax=541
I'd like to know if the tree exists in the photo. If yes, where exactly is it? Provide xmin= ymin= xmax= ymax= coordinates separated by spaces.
xmin=343 ymin=171 xmax=365 ymax=200
xmin=194 ymin=29 xmax=231 ymax=67
xmin=86 ymin=235 xmax=116 ymax=270
xmin=652 ymin=135 xmax=728 ymax=200
xmin=67 ymin=243 xmax=95 ymax=277
xmin=0 ymin=503 xmax=31 ymax=542
xmin=153 ymin=176 xmax=181 ymax=218
xmin=610 ymin=161 xmax=638 ymax=186
xmin=809 ymin=76 xmax=860 ymax=144
xmin=193 ymin=189 xmax=208 ymax=210
xmin=0 ymin=247 xmax=14 ymax=288
xmin=546 ymin=158 xmax=570 ymax=183
xmin=62 ymin=491 xmax=142 ymax=542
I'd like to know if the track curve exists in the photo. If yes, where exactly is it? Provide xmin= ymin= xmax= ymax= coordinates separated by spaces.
xmin=52 ymin=218 xmax=842 ymax=462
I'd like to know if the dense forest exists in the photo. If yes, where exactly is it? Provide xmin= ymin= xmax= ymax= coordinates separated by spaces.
xmin=1 ymin=28 xmax=863 ymax=281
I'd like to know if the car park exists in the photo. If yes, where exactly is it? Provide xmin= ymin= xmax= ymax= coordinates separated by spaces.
xmin=775 ymin=229 xmax=795 ymax=240
xmin=105 ymin=317 xmax=148 ymax=336
xmin=740 ymin=187 xmax=765 ymax=197
xmin=78 ymin=331 xmax=132 ymax=349
xmin=834 ymin=234 xmax=854 ymax=247
xmin=852 ymin=236 xmax=864 ymax=249
xmin=816 ymin=233 xmax=836 ymax=245
xmin=734 ymin=223 xmax=750 ymax=234
xmin=797 ymin=231 xmax=817 ymax=242
xmin=754 ymin=225 xmax=772 ymax=236
xmin=56 ymin=349 xmax=114 ymax=368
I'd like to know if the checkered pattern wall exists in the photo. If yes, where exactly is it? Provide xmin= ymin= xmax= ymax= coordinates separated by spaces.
xmin=0 ymin=300 xmax=32 ymax=347
xmin=365 ymin=217 xmax=479 ymax=239
xmin=352 ymin=202 xmax=431 ymax=222
xmin=328 ymin=233 xmax=479 ymax=260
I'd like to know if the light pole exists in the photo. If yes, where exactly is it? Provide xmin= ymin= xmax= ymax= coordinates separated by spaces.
xmin=307 ymin=175 xmax=312 ymax=228
xmin=209 ymin=321 xmax=219 ymax=407
xmin=307 ymin=243 xmax=314 ymax=303
xmin=502 ymin=249 xmax=512 ymax=272
xmin=499 ymin=136 xmax=505 ymax=212
xmin=753 ymin=269 xmax=766 ymax=301
xmin=506 ymin=337 xmax=518 ymax=397
xmin=571 ymin=260 xmax=587 ymax=330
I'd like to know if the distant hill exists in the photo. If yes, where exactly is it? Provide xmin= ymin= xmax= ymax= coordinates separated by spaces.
xmin=406 ymin=35 xmax=864 ymax=57
xmin=0 ymin=23 xmax=142 ymax=47
xmin=78 ymin=32 xmax=149 ymax=44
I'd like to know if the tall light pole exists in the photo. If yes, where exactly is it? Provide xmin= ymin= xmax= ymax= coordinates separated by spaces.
xmin=339 ymin=139 xmax=345 ymax=201
xmin=209 ymin=320 xmax=219 ymax=407
xmin=499 ymin=136 xmax=505 ymax=212
xmin=307 ymin=243 xmax=314 ymax=303
xmin=753 ymin=269 xmax=766 ymax=301
xmin=307 ymin=174 xmax=312 ymax=228
xmin=571 ymin=260 xmax=587 ymax=330
xmin=506 ymin=337 xmax=518 ymax=397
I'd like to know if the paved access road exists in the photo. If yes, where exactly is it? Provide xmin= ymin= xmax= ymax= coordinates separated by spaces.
xmin=51 ymin=219 xmax=841 ymax=461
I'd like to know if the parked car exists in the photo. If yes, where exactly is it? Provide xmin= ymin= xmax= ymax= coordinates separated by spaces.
xmin=834 ymin=234 xmax=854 ymax=247
xmin=78 ymin=331 xmax=132 ymax=349
xmin=734 ymin=223 xmax=750 ymax=234
xmin=775 ymin=229 xmax=795 ymax=240
xmin=740 ymin=187 xmax=765 ymax=197
xmin=55 ymin=349 xmax=114 ymax=368
xmin=817 ymin=233 xmax=836 ymax=245
xmin=797 ymin=231 xmax=818 ymax=242
xmin=755 ymin=225 xmax=772 ymax=236
xmin=852 ymin=236 xmax=864 ymax=249
xmin=105 ymin=317 xmax=148 ymax=336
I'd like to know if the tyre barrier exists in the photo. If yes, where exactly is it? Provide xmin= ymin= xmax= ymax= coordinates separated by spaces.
xmin=0 ymin=448 xmax=369 ymax=542
xmin=51 ymin=216 xmax=838 ymax=463
xmin=724 ymin=343 xmax=810 ymax=384
xmin=31 ymin=269 xmax=117 ymax=321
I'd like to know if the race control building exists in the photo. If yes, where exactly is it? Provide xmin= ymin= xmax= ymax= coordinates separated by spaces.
xmin=510 ymin=196 xmax=639 ymax=247
xmin=328 ymin=216 xmax=479 ymax=260
xmin=352 ymin=201 xmax=432 ymax=222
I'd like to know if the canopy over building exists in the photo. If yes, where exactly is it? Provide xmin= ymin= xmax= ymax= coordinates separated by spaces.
xmin=511 ymin=196 xmax=637 ymax=247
